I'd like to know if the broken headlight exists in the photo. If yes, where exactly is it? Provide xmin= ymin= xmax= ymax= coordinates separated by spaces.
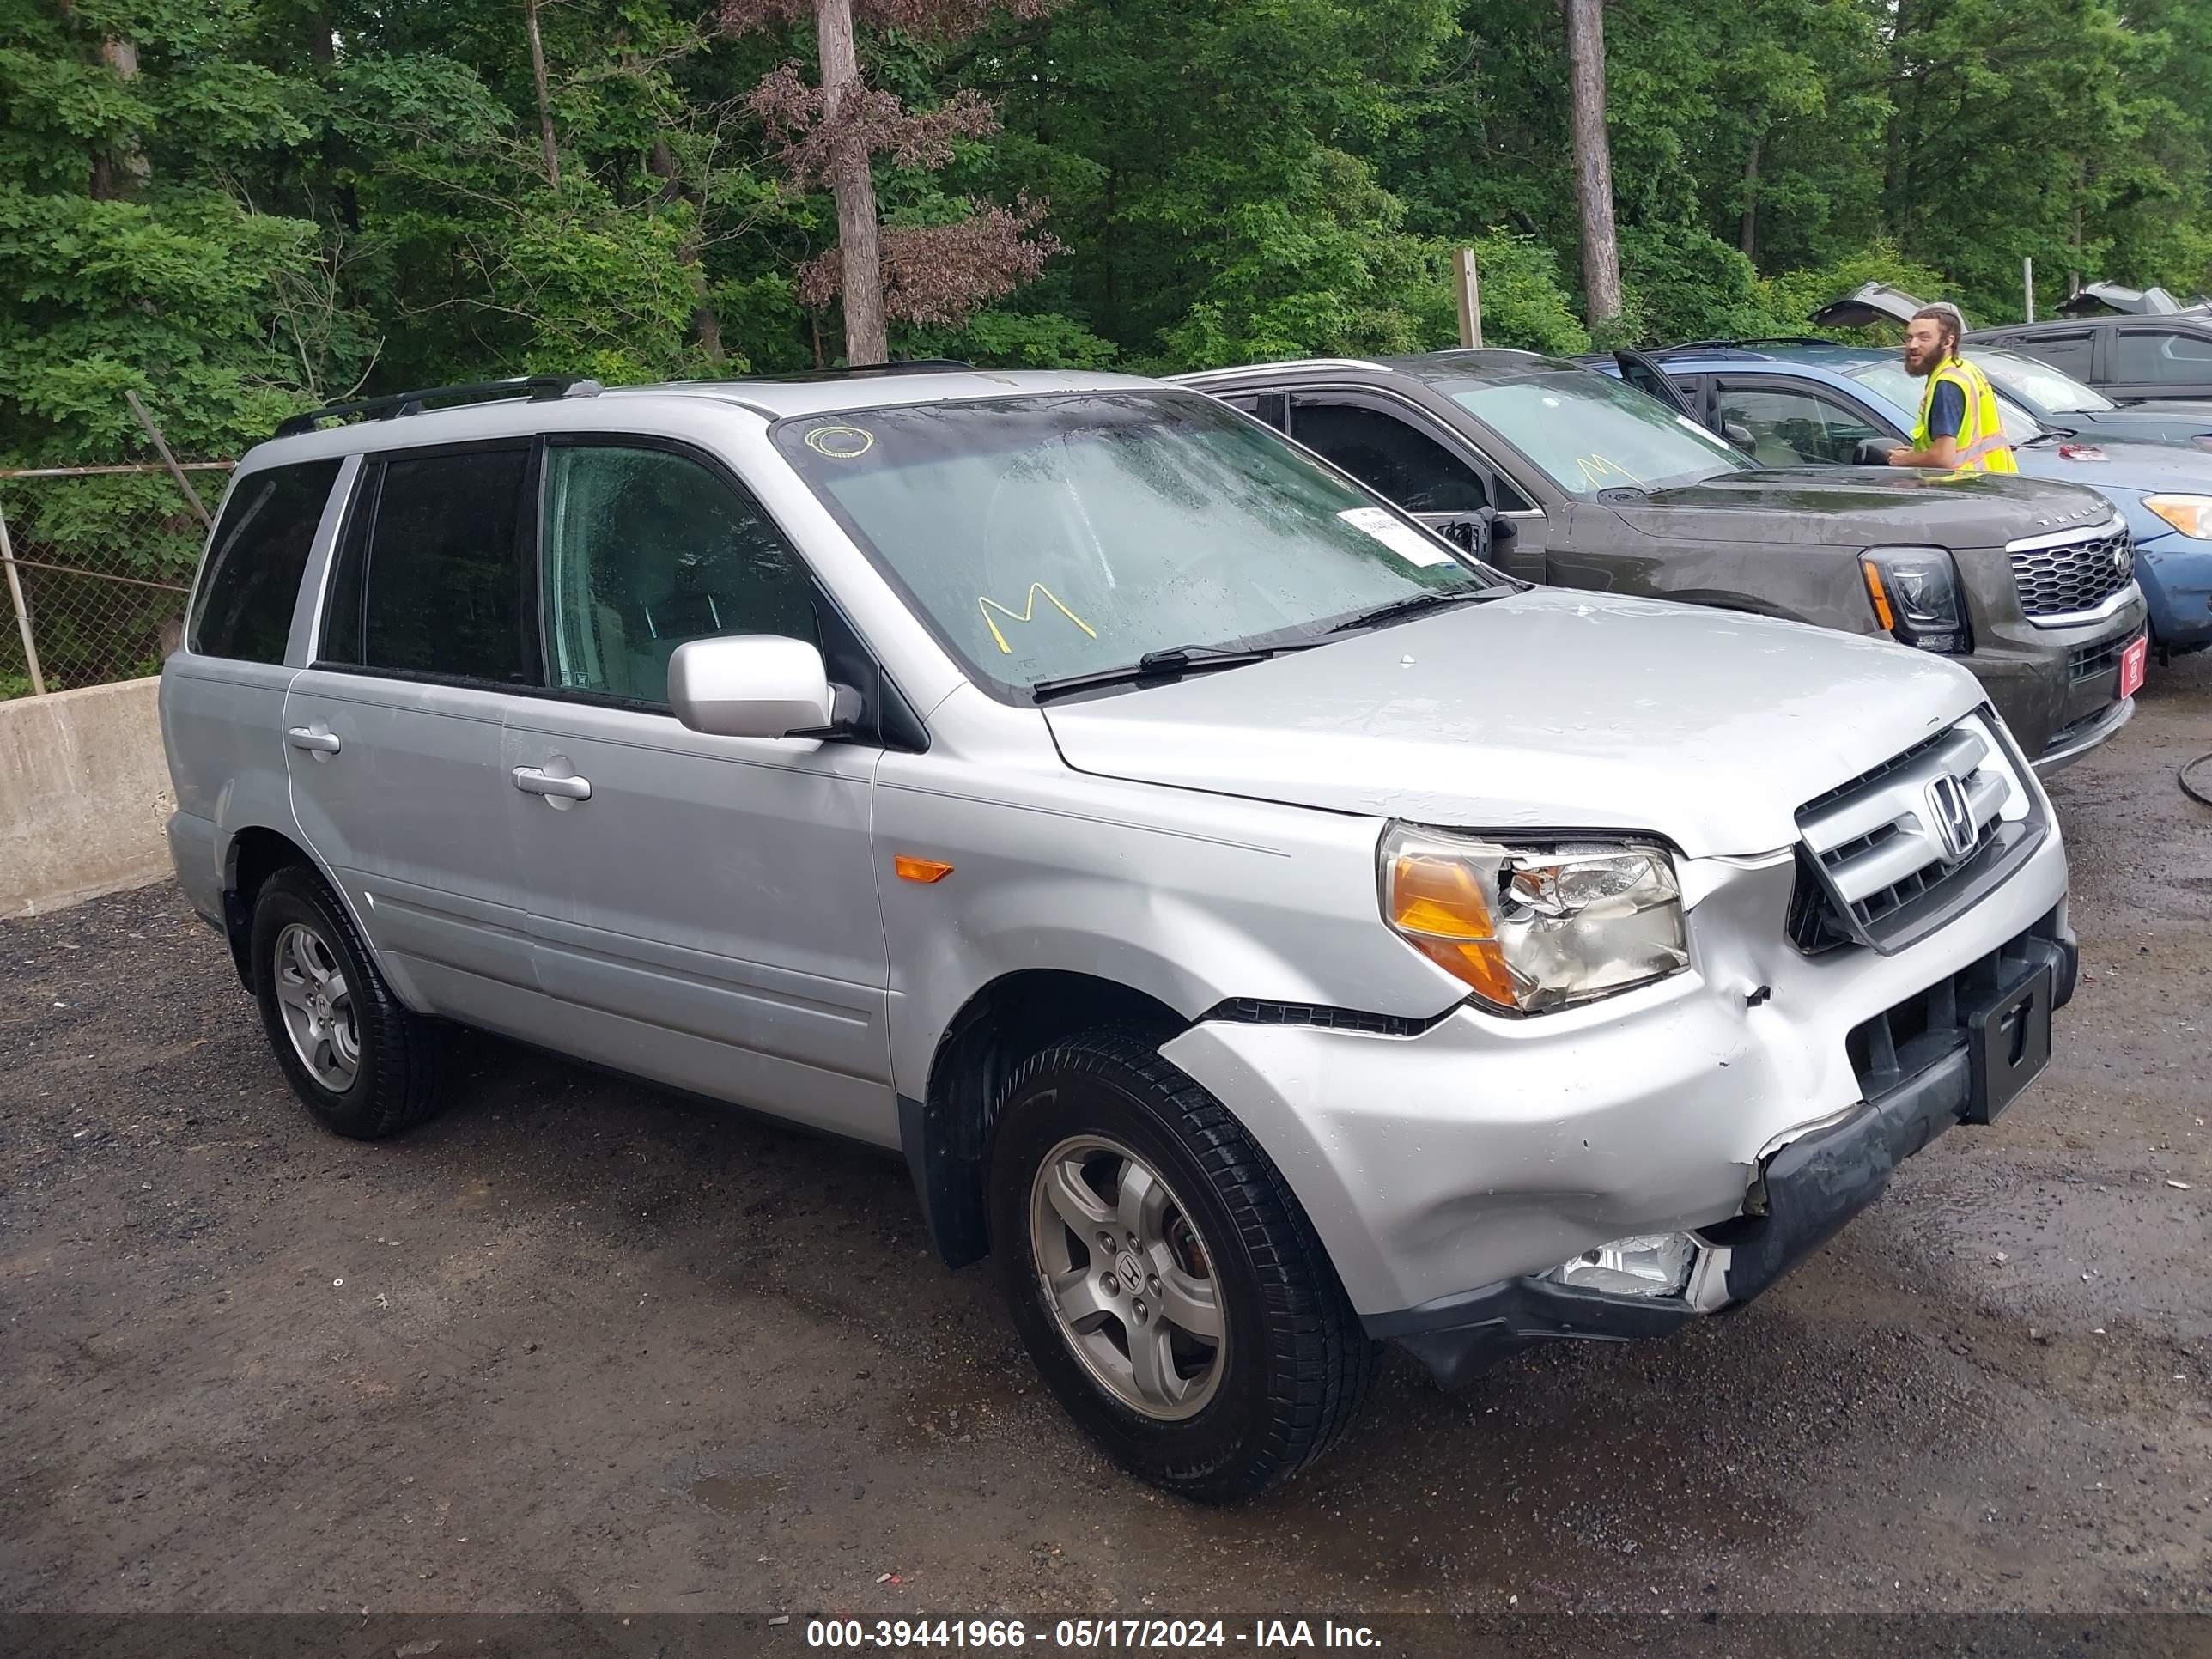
xmin=1378 ymin=825 xmax=1689 ymax=1015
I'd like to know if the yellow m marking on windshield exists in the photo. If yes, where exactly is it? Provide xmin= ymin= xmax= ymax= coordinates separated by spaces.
xmin=1575 ymin=453 xmax=1644 ymax=489
xmin=978 ymin=584 xmax=1098 ymax=654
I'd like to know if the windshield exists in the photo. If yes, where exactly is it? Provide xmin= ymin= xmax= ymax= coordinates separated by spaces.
xmin=1970 ymin=348 xmax=2118 ymax=414
xmin=771 ymin=392 xmax=1494 ymax=696
xmin=1844 ymin=359 xmax=2045 ymax=445
xmin=1448 ymin=370 xmax=1753 ymax=495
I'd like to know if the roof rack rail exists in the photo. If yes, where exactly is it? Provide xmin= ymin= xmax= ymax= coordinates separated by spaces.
xmin=274 ymin=374 xmax=604 ymax=439
xmin=1172 ymin=358 xmax=1389 ymax=381
xmin=757 ymin=358 xmax=976 ymax=381
xmin=1655 ymin=337 xmax=1843 ymax=355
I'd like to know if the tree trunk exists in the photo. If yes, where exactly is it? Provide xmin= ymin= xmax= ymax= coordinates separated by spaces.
xmin=1560 ymin=0 xmax=1621 ymax=329
xmin=649 ymin=137 xmax=726 ymax=364
xmin=1739 ymin=128 xmax=1760 ymax=261
xmin=816 ymin=0 xmax=888 ymax=365
xmin=90 ymin=35 xmax=149 ymax=199
xmin=525 ymin=0 xmax=560 ymax=188
xmin=1881 ymin=0 xmax=1913 ymax=240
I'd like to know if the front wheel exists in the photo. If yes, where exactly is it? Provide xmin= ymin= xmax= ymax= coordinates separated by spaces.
xmin=989 ymin=1028 xmax=1373 ymax=1502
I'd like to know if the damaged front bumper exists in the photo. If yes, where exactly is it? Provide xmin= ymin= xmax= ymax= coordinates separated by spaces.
xmin=1371 ymin=921 xmax=2073 ymax=1386
xmin=1158 ymin=827 xmax=2072 ymax=1387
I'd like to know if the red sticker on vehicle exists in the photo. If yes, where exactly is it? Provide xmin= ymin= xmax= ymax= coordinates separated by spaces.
xmin=2119 ymin=635 xmax=2148 ymax=699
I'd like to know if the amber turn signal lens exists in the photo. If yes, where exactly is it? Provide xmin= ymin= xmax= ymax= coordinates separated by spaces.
xmin=1860 ymin=559 xmax=1896 ymax=632
xmin=1386 ymin=852 xmax=1517 ymax=1006
xmin=894 ymin=854 xmax=954 ymax=884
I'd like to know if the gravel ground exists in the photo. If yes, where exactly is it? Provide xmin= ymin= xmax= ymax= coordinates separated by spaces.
xmin=3 ymin=657 xmax=2207 ymax=1638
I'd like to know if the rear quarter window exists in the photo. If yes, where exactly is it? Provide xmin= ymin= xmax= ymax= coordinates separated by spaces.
xmin=187 ymin=459 xmax=343 ymax=662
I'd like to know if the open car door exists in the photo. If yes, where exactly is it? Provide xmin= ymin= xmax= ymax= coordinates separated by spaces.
xmin=1613 ymin=349 xmax=1698 ymax=420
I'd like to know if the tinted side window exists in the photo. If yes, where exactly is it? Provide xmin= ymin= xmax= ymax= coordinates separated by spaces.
xmin=317 ymin=460 xmax=375 ymax=665
xmin=1291 ymin=400 xmax=1491 ymax=514
xmin=362 ymin=447 xmax=535 ymax=683
xmin=2114 ymin=328 xmax=2212 ymax=384
xmin=188 ymin=459 xmax=342 ymax=662
xmin=2023 ymin=331 xmax=2094 ymax=380
xmin=542 ymin=445 xmax=818 ymax=705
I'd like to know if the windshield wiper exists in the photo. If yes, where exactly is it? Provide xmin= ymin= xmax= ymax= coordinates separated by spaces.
xmin=2022 ymin=426 xmax=2079 ymax=446
xmin=1327 ymin=583 xmax=1515 ymax=635
xmin=1030 ymin=642 xmax=1311 ymax=702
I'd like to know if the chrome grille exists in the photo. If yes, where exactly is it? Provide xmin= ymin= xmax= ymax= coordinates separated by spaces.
xmin=2008 ymin=523 xmax=2134 ymax=622
xmin=1788 ymin=720 xmax=2029 ymax=955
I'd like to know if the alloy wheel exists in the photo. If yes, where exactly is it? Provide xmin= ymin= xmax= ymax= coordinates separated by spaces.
xmin=1028 ymin=1133 xmax=1229 ymax=1420
xmin=270 ymin=921 xmax=360 ymax=1091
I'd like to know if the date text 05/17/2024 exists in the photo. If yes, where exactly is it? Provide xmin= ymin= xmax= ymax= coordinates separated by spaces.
xmin=805 ymin=1619 xmax=1383 ymax=1650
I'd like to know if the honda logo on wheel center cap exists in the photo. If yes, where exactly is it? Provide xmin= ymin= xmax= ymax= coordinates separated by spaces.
xmin=1924 ymin=774 xmax=1978 ymax=864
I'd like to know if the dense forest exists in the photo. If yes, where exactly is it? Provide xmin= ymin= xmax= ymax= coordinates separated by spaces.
xmin=5 ymin=0 xmax=2212 ymax=465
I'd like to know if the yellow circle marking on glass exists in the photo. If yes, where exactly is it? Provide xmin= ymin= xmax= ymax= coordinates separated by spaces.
xmin=805 ymin=423 xmax=876 ymax=459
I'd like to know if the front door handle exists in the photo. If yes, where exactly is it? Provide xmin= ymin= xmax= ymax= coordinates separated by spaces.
xmin=286 ymin=726 xmax=342 ymax=756
xmin=512 ymin=765 xmax=592 ymax=802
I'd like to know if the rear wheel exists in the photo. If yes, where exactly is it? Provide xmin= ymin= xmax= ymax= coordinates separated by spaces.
xmin=989 ymin=1027 xmax=1373 ymax=1501
xmin=249 ymin=866 xmax=443 ymax=1139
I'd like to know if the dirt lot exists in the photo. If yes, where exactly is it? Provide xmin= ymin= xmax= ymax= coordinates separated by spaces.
xmin=3 ymin=658 xmax=2208 ymax=1641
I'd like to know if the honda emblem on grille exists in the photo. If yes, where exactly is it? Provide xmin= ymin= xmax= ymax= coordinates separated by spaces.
xmin=1924 ymin=774 xmax=1978 ymax=864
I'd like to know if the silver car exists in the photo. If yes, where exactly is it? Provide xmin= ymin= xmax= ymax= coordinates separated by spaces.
xmin=161 ymin=368 xmax=2075 ymax=1500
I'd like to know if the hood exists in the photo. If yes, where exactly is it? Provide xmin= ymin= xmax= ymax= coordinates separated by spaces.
xmin=1608 ymin=465 xmax=2117 ymax=547
xmin=2012 ymin=435 xmax=2212 ymax=496
xmin=1042 ymin=590 xmax=1985 ymax=860
xmin=2057 ymin=282 xmax=2185 ymax=317
xmin=2094 ymin=397 xmax=2212 ymax=417
xmin=2069 ymin=403 xmax=2212 ymax=443
xmin=1809 ymin=281 xmax=1942 ymax=330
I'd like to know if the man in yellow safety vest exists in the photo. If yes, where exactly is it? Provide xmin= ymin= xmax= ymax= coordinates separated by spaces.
xmin=1887 ymin=303 xmax=2019 ymax=473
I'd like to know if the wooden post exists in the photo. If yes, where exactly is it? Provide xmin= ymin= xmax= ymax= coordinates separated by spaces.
xmin=0 ymin=496 xmax=46 ymax=696
xmin=2023 ymin=256 xmax=2035 ymax=323
xmin=125 ymin=391 xmax=211 ymax=529
xmin=1455 ymin=248 xmax=1484 ymax=349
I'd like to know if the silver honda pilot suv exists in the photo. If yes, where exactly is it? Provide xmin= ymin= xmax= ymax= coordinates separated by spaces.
xmin=161 ymin=368 xmax=2076 ymax=1500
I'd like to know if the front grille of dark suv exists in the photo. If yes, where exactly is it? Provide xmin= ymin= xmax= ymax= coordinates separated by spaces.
xmin=2068 ymin=629 xmax=2140 ymax=685
xmin=2008 ymin=526 xmax=2133 ymax=621
xmin=1785 ymin=718 xmax=2043 ymax=956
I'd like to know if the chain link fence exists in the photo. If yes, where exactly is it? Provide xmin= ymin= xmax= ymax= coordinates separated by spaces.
xmin=0 ymin=460 xmax=233 ymax=698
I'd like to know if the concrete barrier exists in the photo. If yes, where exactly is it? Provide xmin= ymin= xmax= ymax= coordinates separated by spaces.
xmin=1 ymin=677 xmax=173 ymax=916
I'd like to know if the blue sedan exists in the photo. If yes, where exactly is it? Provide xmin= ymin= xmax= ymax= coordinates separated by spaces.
xmin=1596 ymin=341 xmax=2212 ymax=658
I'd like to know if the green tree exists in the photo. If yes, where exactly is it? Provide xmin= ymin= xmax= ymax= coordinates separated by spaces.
xmin=0 ymin=0 xmax=349 ymax=459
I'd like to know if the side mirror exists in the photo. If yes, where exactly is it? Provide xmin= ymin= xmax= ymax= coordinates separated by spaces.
xmin=1854 ymin=435 xmax=1906 ymax=467
xmin=1723 ymin=421 xmax=1756 ymax=453
xmin=668 ymin=635 xmax=836 ymax=739
xmin=1442 ymin=507 xmax=1515 ymax=559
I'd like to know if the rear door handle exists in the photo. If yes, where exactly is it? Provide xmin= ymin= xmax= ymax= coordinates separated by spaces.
xmin=286 ymin=726 xmax=342 ymax=756
xmin=512 ymin=766 xmax=592 ymax=802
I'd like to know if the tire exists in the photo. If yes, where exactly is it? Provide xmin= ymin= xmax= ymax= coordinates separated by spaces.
xmin=989 ymin=1026 xmax=1374 ymax=1502
xmin=249 ymin=865 xmax=443 ymax=1139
